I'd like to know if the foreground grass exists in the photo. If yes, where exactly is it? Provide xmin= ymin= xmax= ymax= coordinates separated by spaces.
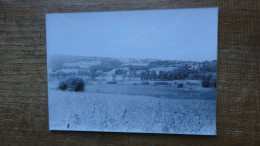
xmin=49 ymin=83 xmax=216 ymax=135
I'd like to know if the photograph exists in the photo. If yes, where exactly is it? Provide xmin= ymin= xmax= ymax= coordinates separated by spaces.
xmin=46 ymin=7 xmax=218 ymax=135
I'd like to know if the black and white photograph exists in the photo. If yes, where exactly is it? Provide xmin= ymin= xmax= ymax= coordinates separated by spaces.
xmin=46 ymin=7 xmax=218 ymax=135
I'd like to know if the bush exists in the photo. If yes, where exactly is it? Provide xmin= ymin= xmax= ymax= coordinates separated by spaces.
xmin=153 ymin=82 xmax=171 ymax=86
xmin=107 ymin=81 xmax=117 ymax=84
xmin=141 ymin=81 xmax=150 ymax=85
xmin=177 ymin=83 xmax=184 ymax=88
xmin=201 ymin=73 xmax=214 ymax=88
xmin=187 ymin=72 xmax=204 ymax=80
xmin=202 ymin=77 xmax=210 ymax=88
xmin=186 ymin=82 xmax=199 ymax=85
xmin=58 ymin=81 xmax=68 ymax=91
xmin=58 ymin=77 xmax=85 ymax=92
xmin=209 ymin=73 xmax=217 ymax=88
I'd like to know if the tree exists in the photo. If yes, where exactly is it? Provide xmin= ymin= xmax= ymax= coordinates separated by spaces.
xmin=49 ymin=56 xmax=63 ymax=72
xmin=172 ymin=66 xmax=190 ymax=80
xmin=158 ymin=71 xmax=165 ymax=80
xmin=150 ymin=71 xmax=157 ymax=80
xmin=166 ymin=71 xmax=173 ymax=80
xmin=200 ymin=60 xmax=217 ymax=73
xmin=209 ymin=73 xmax=217 ymax=88
xmin=140 ymin=70 xmax=151 ymax=80
xmin=202 ymin=73 xmax=212 ymax=88
xmin=115 ymin=69 xmax=125 ymax=75
xmin=58 ymin=77 xmax=85 ymax=92
xmin=89 ymin=65 xmax=101 ymax=79
xmin=140 ymin=71 xmax=145 ymax=80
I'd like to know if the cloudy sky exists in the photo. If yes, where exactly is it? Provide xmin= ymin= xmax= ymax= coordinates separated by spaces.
xmin=46 ymin=7 xmax=218 ymax=61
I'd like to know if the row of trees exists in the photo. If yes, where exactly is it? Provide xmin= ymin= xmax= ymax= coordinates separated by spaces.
xmin=54 ymin=61 xmax=217 ymax=81
xmin=139 ymin=69 xmax=216 ymax=88
xmin=51 ymin=57 xmax=217 ymax=88
xmin=140 ymin=66 xmax=196 ymax=81
xmin=138 ymin=65 xmax=217 ymax=88
xmin=148 ymin=60 xmax=177 ymax=68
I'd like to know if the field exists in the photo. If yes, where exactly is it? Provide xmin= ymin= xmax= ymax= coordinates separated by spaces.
xmin=48 ymin=80 xmax=216 ymax=135
xmin=48 ymin=55 xmax=217 ymax=135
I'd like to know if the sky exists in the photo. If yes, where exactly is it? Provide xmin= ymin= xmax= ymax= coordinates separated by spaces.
xmin=46 ymin=7 xmax=218 ymax=61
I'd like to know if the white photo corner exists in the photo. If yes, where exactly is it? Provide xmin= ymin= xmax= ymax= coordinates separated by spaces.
xmin=46 ymin=7 xmax=218 ymax=135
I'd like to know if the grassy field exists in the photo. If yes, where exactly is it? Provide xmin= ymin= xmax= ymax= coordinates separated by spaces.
xmin=85 ymin=81 xmax=216 ymax=100
xmin=48 ymin=80 xmax=216 ymax=135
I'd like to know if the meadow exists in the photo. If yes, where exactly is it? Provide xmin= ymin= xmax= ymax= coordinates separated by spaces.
xmin=48 ymin=79 xmax=216 ymax=135
xmin=48 ymin=55 xmax=217 ymax=135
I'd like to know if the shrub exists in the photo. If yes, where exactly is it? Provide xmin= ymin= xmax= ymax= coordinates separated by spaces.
xmin=186 ymin=82 xmax=199 ymax=85
xmin=153 ymin=82 xmax=171 ymax=86
xmin=209 ymin=73 xmax=217 ymax=88
xmin=141 ymin=81 xmax=150 ymax=85
xmin=177 ymin=83 xmax=184 ymax=88
xmin=58 ymin=80 xmax=68 ymax=90
xmin=107 ymin=81 xmax=117 ymax=84
xmin=202 ymin=78 xmax=210 ymax=87
xmin=58 ymin=77 xmax=85 ymax=92
xmin=201 ymin=73 xmax=212 ymax=88
xmin=187 ymin=72 xmax=204 ymax=80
